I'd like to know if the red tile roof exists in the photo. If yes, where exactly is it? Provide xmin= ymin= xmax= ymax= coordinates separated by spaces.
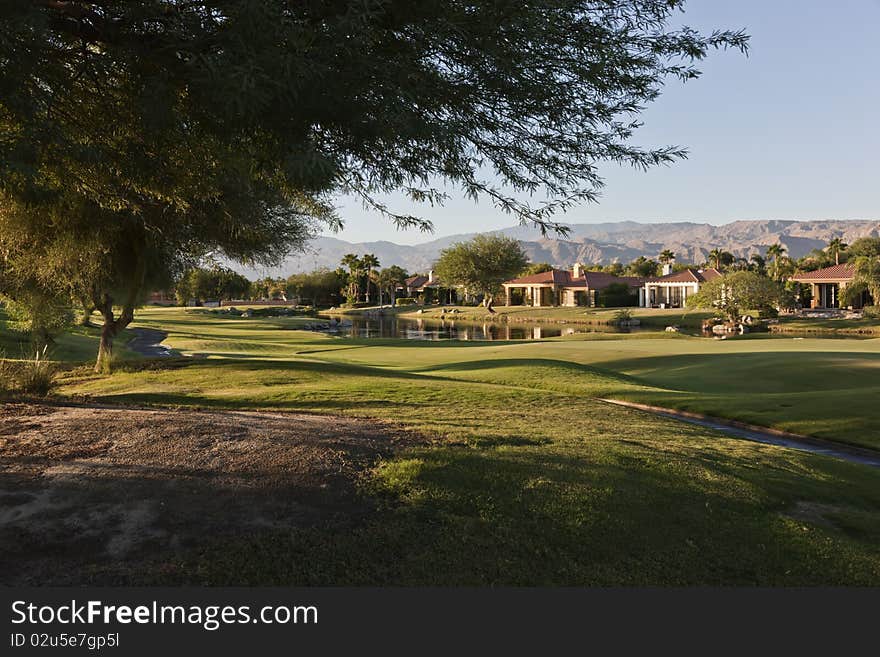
xmin=645 ymin=268 xmax=722 ymax=284
xmin=790 ymin=263 xmax=855 ymax=281
xmin=504 ymin=269 xmax=575 ymax=285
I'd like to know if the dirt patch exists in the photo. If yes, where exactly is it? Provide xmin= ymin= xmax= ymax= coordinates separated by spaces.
xmin=0 ymin=402 xmax=421 ymax=585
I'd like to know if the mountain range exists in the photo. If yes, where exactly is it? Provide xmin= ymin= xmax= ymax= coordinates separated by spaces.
xmin=233 ymin=219 xmax=880 ymax=278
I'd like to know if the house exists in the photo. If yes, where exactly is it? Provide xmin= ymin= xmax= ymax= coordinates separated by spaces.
xmin=639 ymin=266 xmax=722 ymax=308
xmin=790 ymin=263 xmax=870 ymax=309
xmin=502 ymin=264 xmax=644 ymax=307
xmin=402 ymin=270 xmax=458 ymax=304
xmin=146 ymin=290 xmax=176 ymax=306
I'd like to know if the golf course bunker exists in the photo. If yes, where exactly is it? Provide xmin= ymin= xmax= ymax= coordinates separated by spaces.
xmin=0 ymin=403 xmax=420 ymax=585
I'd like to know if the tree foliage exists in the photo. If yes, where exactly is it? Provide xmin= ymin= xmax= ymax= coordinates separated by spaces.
xmin=175 ymin=267 xmax=251 ymax=304
xmin=285 ymin=269 xmax=346 ymax=307
xmin=686 ymin=271 xmax=794 ymax=321
xmin=435 ymin=234 xmax=528 ymax=299
xmin=0 ymin=1 xmax=747 ymax=367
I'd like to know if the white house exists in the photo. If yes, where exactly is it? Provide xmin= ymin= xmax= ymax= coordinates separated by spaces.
xmin=640 ymin=266 xmax=722 ymax=308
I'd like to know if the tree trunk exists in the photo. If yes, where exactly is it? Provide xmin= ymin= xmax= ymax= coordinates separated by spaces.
xmin=80 ymin=301 xmax=95 ymax=327
xmin=96 ymin=310 xmax=116 ymax=372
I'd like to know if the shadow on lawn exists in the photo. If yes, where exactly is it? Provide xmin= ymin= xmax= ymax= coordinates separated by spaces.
xmin=5 ymin=396 xmax=880 ymax=586
xmin=188 ymin=442 xmax=880 ymax=586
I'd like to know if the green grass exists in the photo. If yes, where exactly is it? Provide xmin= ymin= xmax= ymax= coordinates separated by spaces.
xmin=771 ymin=316 xmax=880 ymax=335
xmin=0 ymin=307 xmax=139 ymax=364
xmin=25 ymin=306 xmax=880 ymax=583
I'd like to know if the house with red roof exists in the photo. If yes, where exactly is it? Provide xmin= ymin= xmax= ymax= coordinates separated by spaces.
xmin=501 ymin=264 xmax=644 ymax=307
xmin=790 ymin=263 xmax=868 ymax=309
xmin=402 ymin=270 xmax=458 ymax=303
xmin=640 ymin=266 xmax=723 ymax=308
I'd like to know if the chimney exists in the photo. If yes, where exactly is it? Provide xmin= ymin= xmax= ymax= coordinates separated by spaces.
xmin=662 ymin=263 xmax=674 ymax=276
xmin=572 ymin=263 xmax=582 ymax=279
xmin=428 ymin=269 xmax=435 ymax=283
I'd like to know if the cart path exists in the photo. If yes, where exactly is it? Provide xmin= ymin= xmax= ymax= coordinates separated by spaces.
xmin=599 ymin=398 xmax=880 ymax=468
xmin=127 ymin=328 xmax=176 ymax=358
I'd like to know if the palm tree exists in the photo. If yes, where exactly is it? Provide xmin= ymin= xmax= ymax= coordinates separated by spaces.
xmin=361 ymin=253 xmax=380 ymax=304
xmin=851 ymin=256 xmax=880 ymax=305
xmin=750 ymin=253 xmax=766 ymax=275
xmin=708 ymin=248 xmax=727 ymax=270
xmin=827 ymin=237 xmax=847 ymax=265
xmin=732 ymin=257 xmax=750 ymax=271
xmin=340 ymin=253 xmax=362 ymax=302
xmin=766 ymin=243 xmax=787 ymax=280
xmin=659 ymin=249 xmax=675 ymax=265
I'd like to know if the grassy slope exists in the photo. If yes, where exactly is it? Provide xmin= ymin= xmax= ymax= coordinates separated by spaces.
xmin=47 ymin=307 xmax=880 ymax=584
xmin=0 ymin=308 xmax=138 ymax=363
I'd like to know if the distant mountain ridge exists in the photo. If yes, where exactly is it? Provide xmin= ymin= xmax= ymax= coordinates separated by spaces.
xmin=232 ymin=219 xmax=880 ymax=278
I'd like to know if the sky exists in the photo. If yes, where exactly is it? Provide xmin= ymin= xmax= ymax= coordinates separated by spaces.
xmin=324 ymin=0 xmax=880 ymax=245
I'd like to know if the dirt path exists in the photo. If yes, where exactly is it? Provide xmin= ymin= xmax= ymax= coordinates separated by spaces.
xmin=600 ymin=398 xmax=880 ymax=468
xmin=0 ymin=403 xmax=421 ymax=585
xmin=127 ymin=328 xmax=176 ymax=357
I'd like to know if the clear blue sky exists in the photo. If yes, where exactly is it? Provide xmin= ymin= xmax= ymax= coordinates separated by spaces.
xmin=326 ymin=0 xmax=880 ymax=245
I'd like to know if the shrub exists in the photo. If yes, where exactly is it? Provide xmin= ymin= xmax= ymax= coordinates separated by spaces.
xmin=16 ymin=347 xmax=58 ymax=396
xmin=597 ymin=283 xmax=638 ymax=308
xmin=613 ymin=309 xmax=633 ymax=324
xmin=863 ymin=305 xmax=880 ymax=319
xmin=395 ymin=297 xmax=417 ymax=306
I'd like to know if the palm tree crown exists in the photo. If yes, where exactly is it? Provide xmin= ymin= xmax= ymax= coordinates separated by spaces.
xmin=827 ymin=237 xmax=847 ymax=265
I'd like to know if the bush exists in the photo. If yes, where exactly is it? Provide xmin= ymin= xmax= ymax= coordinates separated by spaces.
xmin=395 ymin=297 xmax=417 ymax=306
xmin=16 ymin=347 xmax=58 ymax=396
xmin=863 ymin=305 xmax=880 ymax=319
xmin=613 ymin=309 xmax=633 ymax=324
xmin=343 ymin=301 xmax=373 ymax=309
xmin=597 ymin=283 xmax=638 ymax=308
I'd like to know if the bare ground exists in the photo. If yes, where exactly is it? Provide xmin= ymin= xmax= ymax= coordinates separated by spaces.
xmin=0 ymin=402 xmax=421 ymax=585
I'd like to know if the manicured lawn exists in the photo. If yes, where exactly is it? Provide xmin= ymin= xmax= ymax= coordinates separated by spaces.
xmin=0 ymin=308 xmax=138 ymax=363
xmin=771 ymin=316 xmax=880 ymax=335
xmin=36 ymin=306 xmax=880 ymax=584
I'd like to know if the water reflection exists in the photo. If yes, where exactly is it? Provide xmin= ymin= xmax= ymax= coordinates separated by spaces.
xmin=318 ymin=315 xmax=633 ymax=341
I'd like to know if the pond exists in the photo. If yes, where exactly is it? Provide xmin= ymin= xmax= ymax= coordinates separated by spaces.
xmin=317 ymin=315 xmax=637 ymax=341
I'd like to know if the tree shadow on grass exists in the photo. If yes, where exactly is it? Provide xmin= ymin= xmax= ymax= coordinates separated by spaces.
xmin=5 ymin=400 xmax=880 ymax=586
xmin=188 ymin=443 xmax=880 ymax=586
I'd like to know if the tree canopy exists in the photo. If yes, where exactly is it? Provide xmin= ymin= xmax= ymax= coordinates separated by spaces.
xmin=686 ymin=271 xmax=794 ymax=321
xmin=434 ymin=234 xmax=528 ymax=300
xmin=0 ymin=1 xmax=747 ymax=368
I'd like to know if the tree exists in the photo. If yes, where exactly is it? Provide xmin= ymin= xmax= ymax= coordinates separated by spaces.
xmin=846 ymin=238 xmax=880 ymax=259
xmin=749 ymin=254 xmax=767 ymax=275
xmin=686 ymin=271 xmax=794 ymax=322
xmin=361 ymin=254 xmax=380 ymax=304
xmin=375 ymin=266 xmax=409 ymax=307
xmin=766 ymin=244 xmax=788 ymax=281
xmin=847 ymin=256 xmax=880 ymax=307
xmin=707 ymin=249 xmax=733 ymax=271
xmin=340 ymin=255 xmax=364 ymax=303
xmin=285 ymin=269 xmax=346 ymax=307
xmin=626 ymin=257 xmax=660 ymax=278
xmin=176 ymin=267 xmax=251 ymax=304
xmin=659 ymin=250 xmax=676 ymax=265
xmin=1 ymin=2 xmax=747 ymax=368
xmin=827 ymin=238 xmax=847 ymax=266
xmin=434 ymin=235 xmax=528 ymax=305
xmin=521 ymin=263 xmax=555 ymax=277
